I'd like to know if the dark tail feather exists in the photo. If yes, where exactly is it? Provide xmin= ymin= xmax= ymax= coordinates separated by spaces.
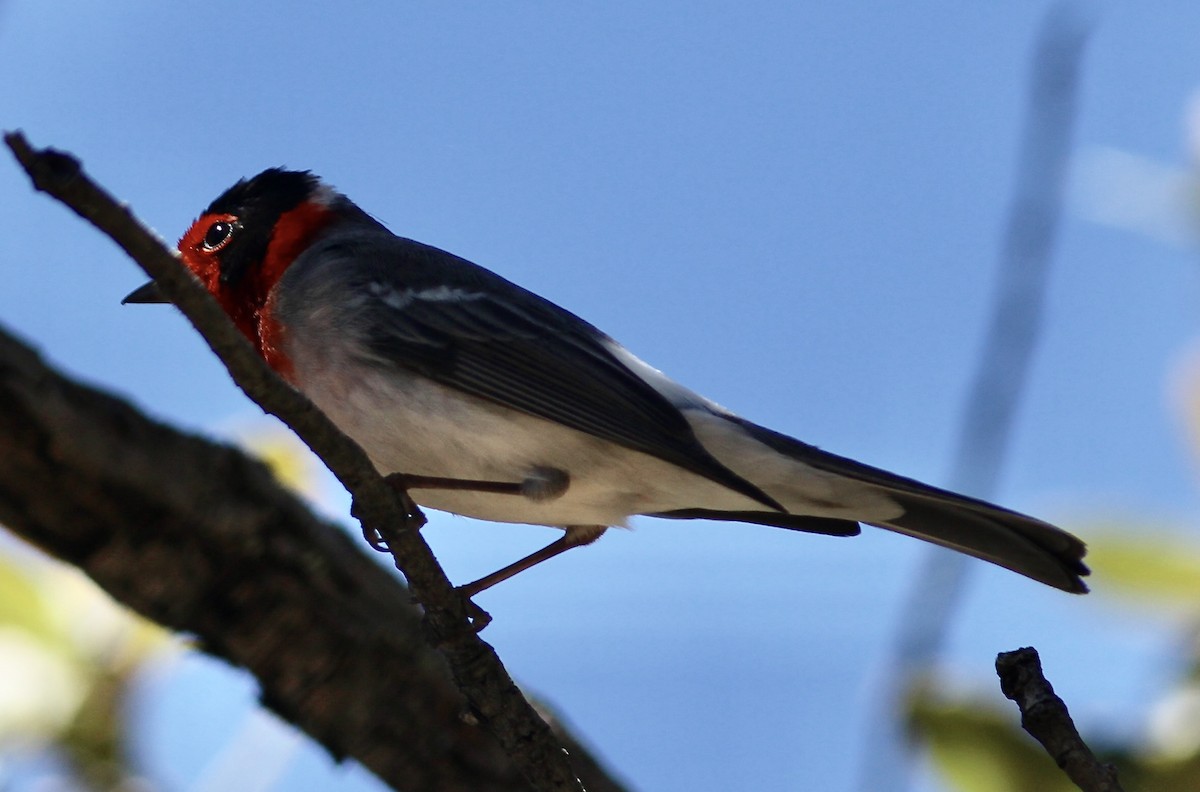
xmin=875 ymin=492 xmax=1088 ymax=593
xmin=720 ymin=415 xmax=1090 ymax=593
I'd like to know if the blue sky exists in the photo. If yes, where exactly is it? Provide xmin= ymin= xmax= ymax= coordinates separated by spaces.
xmin=3 ymin=2 xmax=1200 ymax=790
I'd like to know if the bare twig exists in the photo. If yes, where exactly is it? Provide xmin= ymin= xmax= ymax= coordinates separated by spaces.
xmin=997 ymin=648 xmax=1124 ymax=792
xmin=4 ymin=131 xmax=585 ymax=792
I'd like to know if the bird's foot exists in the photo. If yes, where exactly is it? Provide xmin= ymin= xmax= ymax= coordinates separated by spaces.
xmin=361 ymin=523 xmax=389 ymax=552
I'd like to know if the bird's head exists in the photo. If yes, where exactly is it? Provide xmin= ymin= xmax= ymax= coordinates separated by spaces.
xmin=123 ymin=168 xmax=346 ymax=365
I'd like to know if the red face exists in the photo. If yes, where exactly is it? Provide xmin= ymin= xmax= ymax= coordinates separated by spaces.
xmin=176 ymin=200 xmax=336 ymax=378
xmin=178 ymin=213 xmax=239 ymax=292
xmin=177 ymin=212 xmax=258 ymax=344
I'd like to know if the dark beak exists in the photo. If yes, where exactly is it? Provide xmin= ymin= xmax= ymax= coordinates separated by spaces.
xmin=122 ymin=281 xmax=168 ymax=305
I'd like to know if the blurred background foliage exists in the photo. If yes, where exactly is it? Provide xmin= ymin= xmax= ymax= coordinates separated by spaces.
xmin=0 ymin=427 xmax=314 ymax=791
xmin=0 ymin=548 xmax=169 ymax=790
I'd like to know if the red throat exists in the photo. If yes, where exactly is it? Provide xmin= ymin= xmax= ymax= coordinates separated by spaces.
xmin=178 ymin=200 xmax=337 ymax=380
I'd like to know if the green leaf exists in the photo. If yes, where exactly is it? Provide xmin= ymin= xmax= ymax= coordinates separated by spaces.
xmin=0 ymin=552 xmax=56 ymax=641
xmin=1085 ymin=532 xmax=1200 ymax=608
xmin=61 ymin=664 xmax=138 ymax=791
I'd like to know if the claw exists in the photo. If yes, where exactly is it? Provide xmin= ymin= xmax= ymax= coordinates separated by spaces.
xmin=361 ymin=523 xmax=389 ymax=552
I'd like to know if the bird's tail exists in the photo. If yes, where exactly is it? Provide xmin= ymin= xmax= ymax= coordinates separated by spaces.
xmin=678 ymin=414 xmax=1089 ymax=593
xmin=868 ymin=488 xmax=1088 ymax=593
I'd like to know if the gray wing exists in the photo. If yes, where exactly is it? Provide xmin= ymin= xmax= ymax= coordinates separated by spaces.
xmin=287 ymin=231 xmax=782 ymax=511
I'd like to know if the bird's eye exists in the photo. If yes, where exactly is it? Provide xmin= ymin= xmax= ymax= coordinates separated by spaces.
xmin=201 ymin=220 xmax=236 ymax=252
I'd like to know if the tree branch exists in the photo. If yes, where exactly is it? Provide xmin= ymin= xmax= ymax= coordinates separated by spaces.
xmin=0 ymin=321 xmax=628 ymax=792
xmin=4 ymin=131 xmax=589 ymax=792
xmin=996 ymin=647 xmax=1124 ymax=792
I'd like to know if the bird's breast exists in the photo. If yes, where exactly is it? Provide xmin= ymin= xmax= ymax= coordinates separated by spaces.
xmin=283 ymin=336 xmax=760 ymax=527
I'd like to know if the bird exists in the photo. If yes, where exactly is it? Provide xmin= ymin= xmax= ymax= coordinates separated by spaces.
xmin=124 ymin=168 xmax=1089 ymax=598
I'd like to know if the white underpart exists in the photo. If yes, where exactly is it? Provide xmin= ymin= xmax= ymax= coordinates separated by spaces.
xmin=287 ymin=334 xmax=764 ymax=526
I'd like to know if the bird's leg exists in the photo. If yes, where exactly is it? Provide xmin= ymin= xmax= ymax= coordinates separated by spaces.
xmin=369 ymin=466 xmax=571 ymax=557
xmin=385 ymin=465 xmax=570 ymax=502
xmin=458 ymin=524 xmax=608 ymax=599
